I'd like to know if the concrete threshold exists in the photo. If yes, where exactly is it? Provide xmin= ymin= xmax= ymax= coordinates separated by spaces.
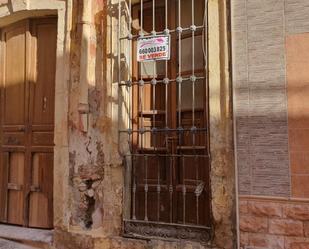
xmin=0 ymin=225 xmax=53 ymax=249
xmin=0 ymin=238 xmax=38 ymax=249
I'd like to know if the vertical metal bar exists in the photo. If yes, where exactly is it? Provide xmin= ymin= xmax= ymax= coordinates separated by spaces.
xmin=139 ymin=0 xmax=144 ymax=150
xmin=139 ymin=82 xmax=144 ymax=150
xmin=152 ymin=0 xmax=161 ymax=222
xmin=118 ymin=0 xmax=123 ymax=155
xmin=169 ymin=156 xmax=173 ymax=223
xmin=157 ymin=157 xmax=161 ymax=221
xmin=195 ymin=155 xmax=199 ymax=224
xmin=204 ymin=0 xmax=210 ymax=156
xmin=144 ymin=155 xmax=149 ymax=221
xmin=132 ymin=156 xmax=137 ymax=220
xmin=152 ymin=75 xmax=157 ymax=152
xmin=152 ymin=0 xmax=156 ymax=34
xmin=164 ymin=0 xmax=168 ymax=130
xmin=152 ymin=0 xmax=156 ymax=127
xmin=129 ymin=0 xmax=132 ymax=151
xmin=151 ymin=0 xmax=161 ymax=217
xmin=192 ymin=0 xmax=195 ymax=130
xmin=191 ymin=0 xmax=199 ymax=225
xmin=182 ymin=156 xmax=186 ymax=224
xmin=164 ymin=2 xmax=169 ymax=224
xmin=125 ymin=0 xmax=132 ymax=153
xmin=118 ymin=0 xmax=121 ymax=88
xmin=152 ymin=0 xmax=156 ymax=139
xmin=140 ymin=0 xmax=144 ymax=36
xmin=177 ymin=0 xmax=182 ymax=131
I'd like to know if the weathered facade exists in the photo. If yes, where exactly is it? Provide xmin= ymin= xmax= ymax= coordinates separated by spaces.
xmin=1 ymin=0 xmax=308 ymax=249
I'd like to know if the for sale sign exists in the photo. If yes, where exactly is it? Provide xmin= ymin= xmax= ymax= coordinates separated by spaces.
xmin=137 ymin=35 xmax=170 ymax=62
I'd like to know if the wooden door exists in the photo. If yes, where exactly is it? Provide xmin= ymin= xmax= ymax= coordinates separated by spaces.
xmin=0 ymin=18 xmax=56 ymax=229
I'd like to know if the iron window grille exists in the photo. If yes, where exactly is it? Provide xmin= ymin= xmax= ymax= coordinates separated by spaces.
xmin=118 ymin=0 xmax=211 ymax=242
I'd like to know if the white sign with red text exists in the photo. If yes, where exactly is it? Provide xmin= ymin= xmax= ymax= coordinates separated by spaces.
xmin=137 ymin=35 xmax=170 ymax=62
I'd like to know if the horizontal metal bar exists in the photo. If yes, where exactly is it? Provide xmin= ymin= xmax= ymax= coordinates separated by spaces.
xmin=118 ymin=76 xmax=205 ymax=87
xmin=124 ymin=154 xmax=210 ymax=158
xmin=124 ymin=219 xmax=210 ymax=229
xmin=119 ymin=25 xmax=205 ymax=40
xmin=123 ymin=219 xmax=211 ymax=242
xmin=119 ymin=127 xmax=207 ymax=133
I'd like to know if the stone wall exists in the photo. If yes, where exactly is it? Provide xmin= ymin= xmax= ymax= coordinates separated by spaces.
xmin=239 ymin=198 xmax=309 ymax=249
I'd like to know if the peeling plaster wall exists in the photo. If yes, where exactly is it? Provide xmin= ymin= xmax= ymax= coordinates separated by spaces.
xmin=61 ymin=1 xmax=235 ymax=248
xmin=67 ymin=0 xmax=124 ymax=233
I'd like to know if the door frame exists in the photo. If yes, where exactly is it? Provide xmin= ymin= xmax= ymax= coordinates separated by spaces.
xmin=129 ymin=0 xmax=211 ymax=226
xmin=0 ymin=0 xmax=70 ymax=230
xmin=120 ymin=0 xmax=236 ymax=245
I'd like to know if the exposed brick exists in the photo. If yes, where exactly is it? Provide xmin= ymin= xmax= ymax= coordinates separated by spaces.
xmin=304 ymin=222 xmax=309 ymax=237
xmin=240 ymin=232 xmax=249 ymax=247
xmin=284 ymin=205 xmax=309 ymax=221
xmin=285 ymin=237 xmax=309 ymax=249
xmin=289 ymin=242 xmax=309 ymax=249
xmin=240 ymin=200 xmax=248 ymax=215
xmin=248 ymin=201 xmax=282 ymax=217
xmin=239 ymin=215 xmax=268 ymax=233
xmin=269 ymin=219 xmax=303 ymax=236
xmin=248 ymin=233 xmax=284 ymax=249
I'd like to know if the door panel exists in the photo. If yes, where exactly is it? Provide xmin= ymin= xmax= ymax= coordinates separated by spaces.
xmin=29 ymin=153 xmax=53 ymax=228
xmin=32 ymin=22 xmax=56 ymax=126
xmin=27 ymin=19 xmax=56 ymax=229
xmin=0 ymin=18 xmax=56 ymax=229
xmin=0 ymin=153 xmax=9 ymax=221
xmin=0 ymin=20 xmax=29 ymax=226
xmin=7 ymin=152 xmax=25 ymax=225
xmin=3 ymin=24 xmax=27 ymax=126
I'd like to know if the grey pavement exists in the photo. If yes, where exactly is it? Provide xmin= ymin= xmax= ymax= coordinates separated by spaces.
xmin=0 ymin=224 xmax=53 ymax=244
xmin=0 ymin=239 xmax=37 ymax=249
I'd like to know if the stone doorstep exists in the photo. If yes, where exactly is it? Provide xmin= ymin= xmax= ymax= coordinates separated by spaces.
xmin=244 ymin=247 xmax=269 ymax=249
xmin=0 ymin=225 xmax=53 ymax=249
xmin=0 ymin=238 xmax=38 ymax=249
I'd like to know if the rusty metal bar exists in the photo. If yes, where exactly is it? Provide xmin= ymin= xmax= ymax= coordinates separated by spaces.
xmin=182 ymin=156 xmax=186 ymax=224
xmin=118 ymin=76 xmax=205 ymax=86
xmin=144 ymin=155 xmax=149 ymax=221
xmin=120 ymin=127 xmax=207 ymax=133
xmin=119 ymin=25 xmax=205 ymax=40
xmin=169 ymin=156 xmax=173 ymax=223
xmin=157 ymin=157 xmax=161 ymax=221
xmin=177 ymin=0 xmax=182 ymax=132
xmin=132 ymin=155 xmax=137 ymax=220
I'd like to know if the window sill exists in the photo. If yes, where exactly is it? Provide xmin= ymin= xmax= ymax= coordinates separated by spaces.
xmin=123 ymin=219 xmax=211 ymax=243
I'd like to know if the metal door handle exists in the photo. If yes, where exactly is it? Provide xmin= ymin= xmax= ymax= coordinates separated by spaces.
xmin=43 ymin=97 xmax=47 ymax=112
